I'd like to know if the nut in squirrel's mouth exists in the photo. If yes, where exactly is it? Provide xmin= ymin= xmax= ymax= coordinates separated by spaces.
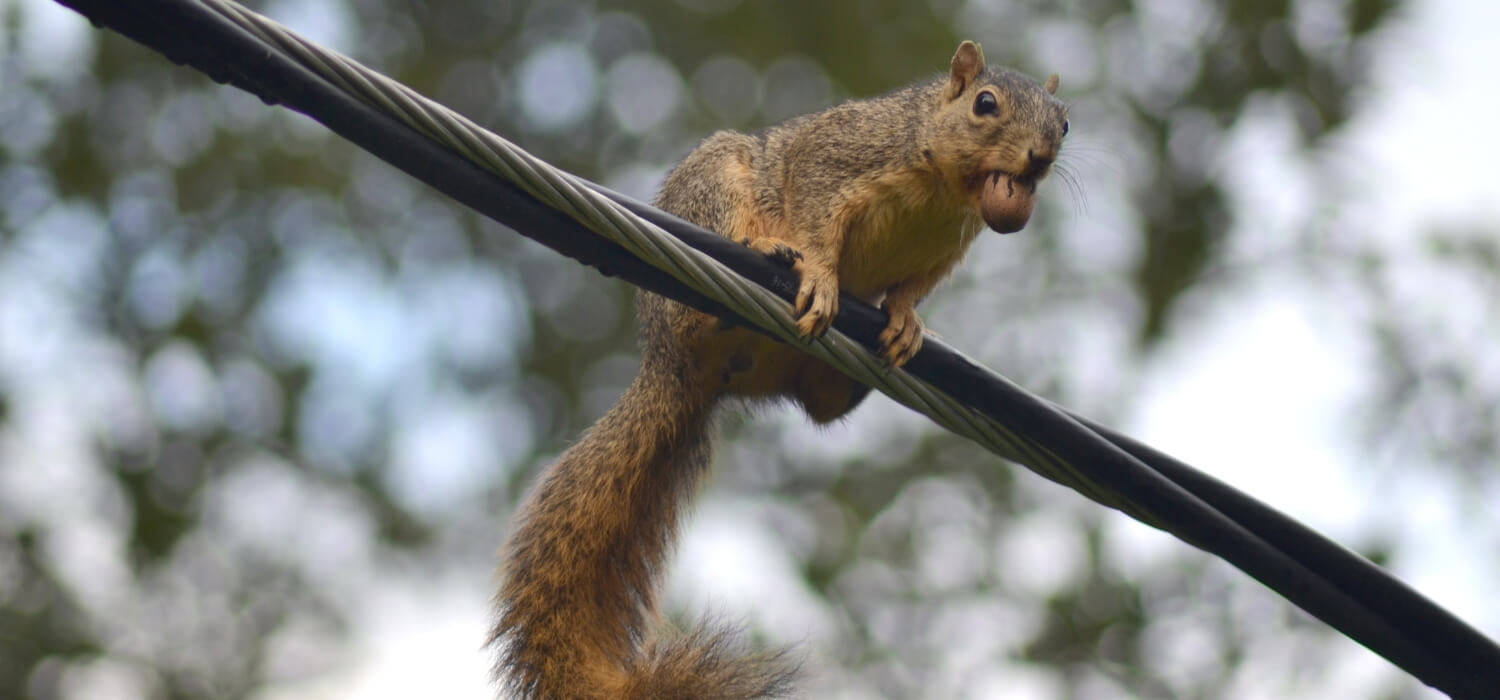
xmin=976 ymin=171 xmax=1038 ymax=234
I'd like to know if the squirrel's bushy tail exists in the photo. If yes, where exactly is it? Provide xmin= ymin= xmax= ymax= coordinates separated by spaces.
xmin=491 ymin=340 xmax=795 ymax=699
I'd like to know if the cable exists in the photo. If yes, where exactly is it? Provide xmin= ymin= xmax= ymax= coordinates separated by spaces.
xmin=52 ymin=0 xmax=1500 ymax=696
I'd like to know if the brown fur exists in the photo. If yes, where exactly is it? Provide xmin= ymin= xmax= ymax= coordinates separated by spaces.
xmin=491 ymin=41 xmax=1068 ymax=698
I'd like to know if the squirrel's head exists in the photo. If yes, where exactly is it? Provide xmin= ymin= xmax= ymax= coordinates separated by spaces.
xmin=929 ymin=40 xmax=1069 ymax=234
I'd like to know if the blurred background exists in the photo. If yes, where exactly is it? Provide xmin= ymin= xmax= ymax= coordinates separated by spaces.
xmin=3 ymin=0 xmax=1498 ymax=697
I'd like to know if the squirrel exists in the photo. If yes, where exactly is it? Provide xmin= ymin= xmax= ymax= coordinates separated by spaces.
xmin=490 ymin=40 xmax=1068 ymax=699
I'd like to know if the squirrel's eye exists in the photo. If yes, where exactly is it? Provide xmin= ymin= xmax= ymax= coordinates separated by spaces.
xmin=1062 ymin=120 xmax=1070 ymax=136
xmin=973 ymin=91 xmax=999 ymax=117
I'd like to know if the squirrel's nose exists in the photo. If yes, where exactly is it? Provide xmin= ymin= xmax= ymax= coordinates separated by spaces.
xmin=1023 ymin=148 xmax=1055 ymax=180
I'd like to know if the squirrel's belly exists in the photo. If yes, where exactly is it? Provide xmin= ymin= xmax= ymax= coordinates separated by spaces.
xmin=839 ymin=201 xmax=979 ymax=299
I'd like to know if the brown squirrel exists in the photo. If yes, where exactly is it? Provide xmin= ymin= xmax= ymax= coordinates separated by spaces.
xmin=491 ymin=40 xmax=1068 ymax=699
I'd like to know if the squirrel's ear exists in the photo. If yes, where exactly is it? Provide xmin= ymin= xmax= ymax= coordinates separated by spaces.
xmin=946 ymin=40 xmax=986 ymax=101
xmin=1044 ymin=73 xmax=1060 ymax=95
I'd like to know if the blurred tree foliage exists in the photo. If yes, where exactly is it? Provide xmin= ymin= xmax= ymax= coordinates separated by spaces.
xmin=6 ymin=0 xmax=1493 ymax=698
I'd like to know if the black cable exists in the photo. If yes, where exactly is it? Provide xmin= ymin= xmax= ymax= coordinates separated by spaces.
xmin=53 ymin=1 xmax=1500 ymax=696
xmin=1071 ymin=416 xmax=1500 ymax=690
xmin=601 ymin=180 xmax=1499 ymax=695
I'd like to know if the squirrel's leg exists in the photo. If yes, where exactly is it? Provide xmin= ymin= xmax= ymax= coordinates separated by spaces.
xmin=879 ymin=270 xmax=947 ymax=367
xmin=787 ymin=202 xmax=864 ymax=339
xmin=791 ymin=252 xmax=839 ymax=338
xmin=735 ymin=236 xmax=873 ymax=420
xmin=738 ymin=234 xmax=839 ymax=338
xmin=791 ymin=356 xmax=872 ymax=423
xmin=879 ymin=290 xmax=924 ymax=367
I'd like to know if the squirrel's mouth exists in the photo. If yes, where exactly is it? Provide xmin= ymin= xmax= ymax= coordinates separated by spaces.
xmin=974 ymin=171 xmax=1038 ymax=234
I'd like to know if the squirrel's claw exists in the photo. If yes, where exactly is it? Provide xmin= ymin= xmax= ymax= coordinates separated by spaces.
xmin=879 ymin=303 xmax=925 ymax=368
xmin=742 ymin=236 xmax=804 ymax=269
xmin=765 ymin=244 xmax=803 ymax=268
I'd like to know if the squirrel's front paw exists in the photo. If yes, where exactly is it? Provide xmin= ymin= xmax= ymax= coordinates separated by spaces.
xmin=793 ymin=264 xmax=839 ymax=338
xmin=879 ymin=303 xmax=924 ymax=367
